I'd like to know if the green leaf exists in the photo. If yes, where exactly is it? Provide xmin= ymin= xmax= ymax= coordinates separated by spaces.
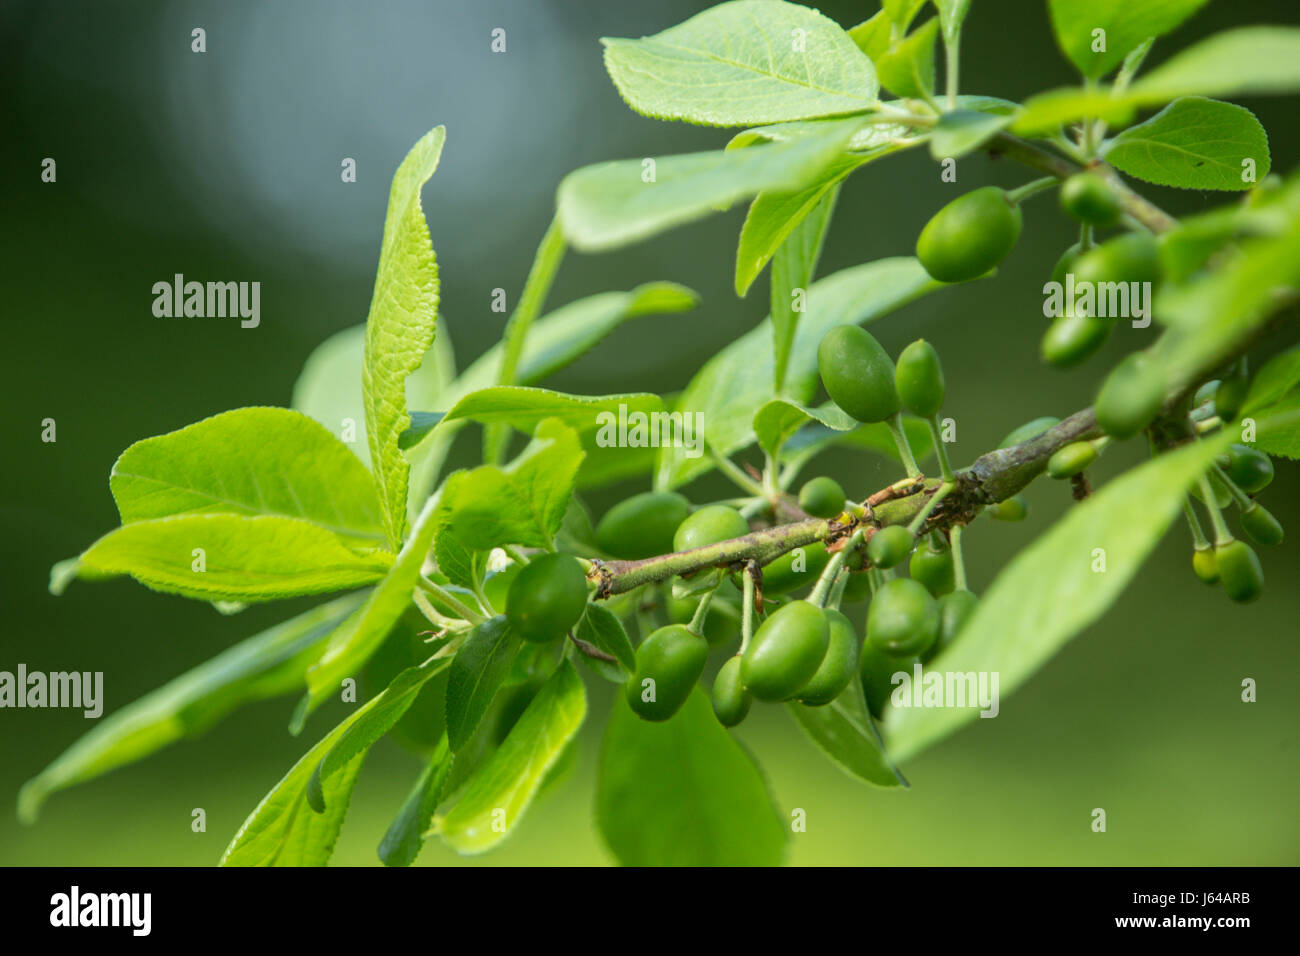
xmin=769 ymin=184 xmax=839 ymax=394
xmin=445 ymin=616 xmax=521 ymax=753
xmin=301 ymin=488 xmax=448 ymax=725
xmin=882 ymin=0 xmax=927 ymax=29
xmin=1244 ymin=345 xmax=1300 ymax=416
xmin=1047 ymin=0 xmax=1209 ymax=79
xmin=781 ymin=415 xmax=934 ymax=471
xmin=884 ymin=432 xmax=1234 ymax=762
xmin=930 ymin=109 xmax=1015 ymax=160
xmin=657 ymin=258 xmax=946 ymax=489
xmin=601 ymin=0 xmax=877 ymax=128
xmin=453 ymin=283 xmax=699 ymax=396
xmin=441 ymin=386 xmax=665 ymax=438
xmin=220 ymin=654 xmax=444 ymax=866
xmin=1130 ymin=26 xmax=1300 ymax=102
xmin=306 ymin=653 xmax=452 ymax=812
xmin=1104 ymin=97 xmax=1270 ymax=191
xmin=573 ymin=604 xmax=636 ymax=683
xmin=109 ymin=407 xmax=387 ymax=550
xmin=292 ymin=321 xmax=454 ymax=472
xmin=1251 ymin=391 xmax=1300 ymax=460
xmin=378 ymin=735 xmax=452 ymax=867
xmin=67 ymin=514 xmax=391 ymax=603
xmin=1012 ymin=86 xmax=1139 ymax=135
xmin=786 ymin=678 xmax=907 ymax=788
xmin=362 ymin=126 xmax=446 ymax=549
xmin=17 ymin=594 xmax=363 ymax=824
xmin=439 ymin=660 xmax=587 ymax=854
xmin=877 ymin=17 xmax=939 ymax=99
xmin=557 ymin=116 xmax=868 ymax=252
xmin=596 ymin=689 xmax=786 ymax=866
xmin=439 ymin=418 xmax=585 ymax=551
xmin=737 ymin=157 xmax=859 ymax=298
xmin=754 ymin=399 xmax=857 ymax=458
xmin=848 ymin=12 xmax=891 ymax=62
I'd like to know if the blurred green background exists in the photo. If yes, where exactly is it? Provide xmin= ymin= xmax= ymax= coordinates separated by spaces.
xmin=2 ymin=0 xmax=1298 ymax=866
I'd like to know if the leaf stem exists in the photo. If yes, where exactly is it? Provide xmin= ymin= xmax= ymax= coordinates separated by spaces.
xmin=417 ymin=575 xmax=487 ymax=625
xmin=710 ymin=447 xmax=766 ymax=497
xmin=1006 ymin=176 xmax=1059 ymax=205
xmin=886 ymin=412 xmax=921 ymax=477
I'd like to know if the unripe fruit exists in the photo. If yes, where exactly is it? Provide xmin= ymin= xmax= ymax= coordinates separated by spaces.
xmin=987 ymin=495 xmax=1028 ymax=521
xmin=909 ymin=540 xmax=955 ymax=597
xmin=761 ymin=542 xmax=831 ymax=596
xmin=867 ymin=525 xmax=915 ymax=569
xmin=1047 ymin=441 xmax=1098 ymax=479
xmin=1095 ymin=352 xmax=1166 ymax=439
xmin=741 ymin=601 xmax=830 ymax=701
xmin=1215 ymin=376 xmax=1248 ymax=421
xmin=1050 ymin=242 xmax=1082 ymax=286
xmin=799 ymin=477 xmax=846 ymax=519
xmin=1240 ymin=502 xmax=1284 ymax=547
xmin=1215 ymin=539 xmax=1264 ymax=603
xmin=672 ymin=504 xmax=750 ymax=553
xmin=627 ymin=625 xmax=709 ymax=721
xmin=925 ymin=588 xmax=978 ymax=661
xmin=506 ymin=553 xmax=588 ymax=643
xmin=1060 ymin=172 xmax=1122 ymax=227
xmin=895 ymin=339 xmax=946 ymax=417
xmin=1041 ymin=313 xmax=1112 ymax=368
xmin=798 ymin=609 xmax=860 ymax=706
xmin=916 ymin=186 xmax=1022 ymax=283
xmin=1072 ymin=233 xmax=1161 ymax=289
xmin=817 ymin=325 xmax=900 ymax=424
xmin=1224 ymin=444 xmax=1273 ymax=494
xmin=860 ymin=642 xmax=916 ymax=718
xmin=1192 ymin=547 xmax=1219 ymax=585
xmin=711 ymin=656 xmax=751 ymax=727
xmin=596 ymin=491 xmax=691 ymax=559
xmin=999 ymin=417 xmax=1060 ymax=449
xmin=867 ymin=577 xmax=940 ymax=657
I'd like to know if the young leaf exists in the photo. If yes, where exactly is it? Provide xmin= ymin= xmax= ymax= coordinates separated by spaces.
xmin=1244 ymin=345 xmax=1300 ymax=416
xmin=848 ymin=12 xmax=891 ymax=62
xmin=440 ymin=387 xmax=665 ymax=439
xmin=1047 ymin=0 xmax=1209 ymax=79
xmin=930 ymin=109 xmax=1016 ymax=160
xmin=1130 ymin=26 xmax=1300 ymax=102
xmin=221 ymin=654 xmax=444 ymax=866
xmin=1012 ymin=86 xmax=1139 ymax=135
xmin=301 ymin=488 xmax=447 ymax=725
xmin=362 ymin=126 xmax=446 ymax=549
xmin=306 ymin=653 xmax=452 ymax=811
xmin=438 ymin=418 xmax=584 ymax=551
xmin=601 ymin=0 xmax=877 ymax=127
xmin=769 ymin=184 xmax=839 ymax=395
xmin=882 ymin=0 xmax=927 ymax=29
xmin=884 ymin=432 xmax=1234 ymax=762
xmin=876 ymin=17 xmax=939 ymax=99
xmin=439 ymin=660 xmax=587 ymax=854
xmin=445 ymin=616 xmax=521 ymax=753
xmin=451 ymin=283 xmax=699 ymax=398
xmin=786 ymin=678 xmax=907 ymax=788
xmin=932 ymin=0 xmax=973 ymax=44
xmin=754 ymin=399 xmax=857 ymax=458
xmin=293 ymin=321 xmax=455 ymax=471
xmin=16 ymin=593 xmax=363 ymax=824
xmin=110 ymin=407 xmax=388 ymax=550
xmin=657 ymin=257 xmax=946 ymax=489
xmin=781 ymin=415 xmax=934 ymax=471
xmin=1104 ymin=97 xmax=1270 ymax=191
xmin=67 ymin=514 xmax=392 ymax=603
xmin=378 ymin=735 xmax=452 ymax=867
xmin=596 ymin=690 xmax=786 ymax=866
xmin=573 ymin=603 xmax=636 ymax=683
xmin=557 ymin=116 xmax=868 ymax=252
